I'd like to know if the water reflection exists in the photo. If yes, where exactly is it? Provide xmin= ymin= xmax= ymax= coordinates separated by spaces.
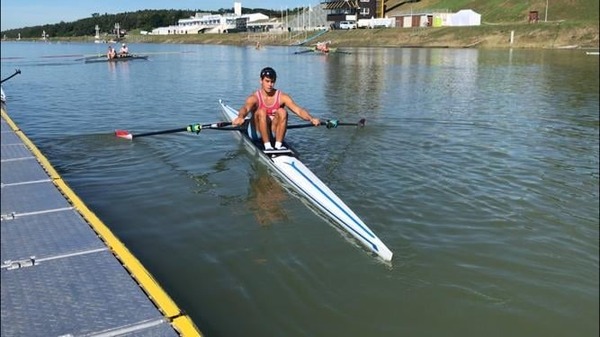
xmin=324 ymin=48 xmax=387 ymax=114
xmin=107 ymin=60 xmax=116 ymax=73
xmin=188 ymin=150 xmax=289 ymax=227
xmin=105 ymin=60 xmax=130 ymax=76
xmin=246 ymin=164 xmax=288 ymax=227
xmin=321 ymin=48 xmax=482 ymax=119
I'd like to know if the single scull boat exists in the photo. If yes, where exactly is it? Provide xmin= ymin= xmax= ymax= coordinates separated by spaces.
xmin=218 ymin=100 xmax=393 ymax=261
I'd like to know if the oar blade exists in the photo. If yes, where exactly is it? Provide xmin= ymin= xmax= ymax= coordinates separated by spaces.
xmin=115 ymin=129 xmax=133 ymax=140
xmin=358 ymin=118 xmax=366 ymax=127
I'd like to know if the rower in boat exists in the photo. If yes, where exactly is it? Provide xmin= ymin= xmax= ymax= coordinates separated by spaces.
xmin=107 ymin=45 xmax=116 ymax=59
xmin=119 ymin=43 xmax=129 ymax=57
xmin=316 ymin=41 xmax=331 ymax=53
xmin=231 ymin=67 xmax=321 ymax=151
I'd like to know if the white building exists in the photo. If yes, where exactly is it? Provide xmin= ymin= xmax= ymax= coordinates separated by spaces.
xmin=151 ymin=2 xmax=273 ymax=35
xmin=448 ymin=9 xmax=481 ymax=27
xmin=394 ymin=9 xmax=481 ymax=28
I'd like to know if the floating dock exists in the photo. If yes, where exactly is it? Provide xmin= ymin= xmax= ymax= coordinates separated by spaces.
xmin=1 ymin=96 xmax=201 ymax=336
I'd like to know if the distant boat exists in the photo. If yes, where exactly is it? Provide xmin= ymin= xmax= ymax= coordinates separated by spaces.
xmin=586 ymin=51 xmax=599 ymax=55
xmin=556 ymin=45 xmax=578 ymax=49
xmin=294 ymin=46 xmax=351 ymax=55
xmin=84 ymin=55 xmax=149 ymax=64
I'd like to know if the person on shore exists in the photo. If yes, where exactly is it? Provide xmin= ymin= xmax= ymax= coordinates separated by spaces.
xmin=107 ymin=45 xmax=116 ymax=59
xmin=232 ymin=67 xmax=320 ymax=151
xmin=119 ymin=43 xmax=129 ymax=57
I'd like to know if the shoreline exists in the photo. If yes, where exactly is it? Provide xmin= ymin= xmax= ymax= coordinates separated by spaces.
xmin=9 ymin=22 xmax=599 ymax=50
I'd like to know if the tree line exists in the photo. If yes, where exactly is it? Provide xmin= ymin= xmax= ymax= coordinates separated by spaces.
xmin=1 ymin=7 xmax=300 ymax=38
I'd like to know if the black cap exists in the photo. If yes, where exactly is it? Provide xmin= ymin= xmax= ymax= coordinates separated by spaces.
xmin=260 ymin=67 xmax=277 ymax=81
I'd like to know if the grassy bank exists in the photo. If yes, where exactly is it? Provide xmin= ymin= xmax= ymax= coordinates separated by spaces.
xmin=60 ymin=21 xmax=598 ymax=50
xmin=304 ymin=21 xmax=599 ymax=49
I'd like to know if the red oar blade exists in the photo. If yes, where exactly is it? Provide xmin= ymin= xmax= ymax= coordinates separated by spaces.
xmin=115 ymin=129 xmax=133 ymax=140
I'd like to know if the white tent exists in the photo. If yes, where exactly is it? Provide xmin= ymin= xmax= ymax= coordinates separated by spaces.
xmin=449 ymin=9 xmax=481 ymax=26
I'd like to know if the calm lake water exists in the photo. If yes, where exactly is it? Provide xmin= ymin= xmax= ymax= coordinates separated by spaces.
xmin=1 ymin=41 xmax=598 ymax=337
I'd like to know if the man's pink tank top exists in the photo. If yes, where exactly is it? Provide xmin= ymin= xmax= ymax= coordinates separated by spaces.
xmin=256 ymin=90 xmax=281 ymax=118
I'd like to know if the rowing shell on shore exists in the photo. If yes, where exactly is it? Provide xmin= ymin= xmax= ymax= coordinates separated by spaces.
xmin=218 ymin=99 xmax=393 ymax=261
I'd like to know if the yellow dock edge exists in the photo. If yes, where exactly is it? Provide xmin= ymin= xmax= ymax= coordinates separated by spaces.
xmin=1 ymin=108 xmax=203 ymax=337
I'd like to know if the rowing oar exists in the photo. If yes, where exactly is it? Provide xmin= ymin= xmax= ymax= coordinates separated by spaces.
xmin=288 ymin=118 xmax=366 ymax=129
xmin=293 ymin=49 xmax=314 ymax=55
xmin=115 ymin=122 xmax=233 ymax=140
xmin=74 ymin=54 xmax=104 ymax=61
xmin=1 ymin=69 xmax=21 ymax=84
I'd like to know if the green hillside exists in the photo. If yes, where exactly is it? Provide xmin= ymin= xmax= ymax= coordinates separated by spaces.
xmin=386 ymin=0 xmax=599 ymax=23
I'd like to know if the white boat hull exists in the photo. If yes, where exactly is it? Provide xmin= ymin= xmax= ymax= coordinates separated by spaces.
xmin=218 ymin=100 xmax=393 ymax=261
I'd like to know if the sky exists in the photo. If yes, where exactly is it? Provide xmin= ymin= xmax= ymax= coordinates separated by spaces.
xmin=1 ymin=0 xmax=318 ymax=31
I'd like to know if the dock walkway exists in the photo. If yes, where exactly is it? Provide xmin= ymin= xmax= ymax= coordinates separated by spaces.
xmin=1 ymin=97 xmax=201 ymax=336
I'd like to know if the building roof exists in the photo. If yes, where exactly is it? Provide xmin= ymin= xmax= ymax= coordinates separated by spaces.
xmin=323 ymin=0 xmax=358 ymax=10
